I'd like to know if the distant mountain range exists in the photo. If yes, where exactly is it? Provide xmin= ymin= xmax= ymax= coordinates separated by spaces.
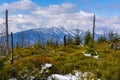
xmin=12 ymin=27 xmax=99 ymax=46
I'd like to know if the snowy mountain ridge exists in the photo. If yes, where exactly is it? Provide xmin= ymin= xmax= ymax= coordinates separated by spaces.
xmin=13 ymin=27 xmax=84 ymax=46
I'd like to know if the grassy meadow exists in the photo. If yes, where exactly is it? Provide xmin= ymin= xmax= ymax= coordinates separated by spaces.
xmin=0 ymin=42 xmax=119 ymax=80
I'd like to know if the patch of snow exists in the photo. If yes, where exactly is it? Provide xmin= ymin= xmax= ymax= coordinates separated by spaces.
xmin=47 ymin=70 xmax=101 ymax=80
xmin=47 ymin=74 xmax=78 ymax=80
xmin=93 ymin=55 xmax=99 ymax=59
xmin=65 ymin=73 xmax=78 ymax=80
xmin=83 ymin=52 xmax=99 ymax=59
xmin=40 ymin=63 xmax=52 ymax=74
xmin=8 ymin=78 xmax=17 ymax=80
xmin=41 ymin=63 xmax=52 ymax=70
xmin=84 ymin=53 xmax=91 ymax=57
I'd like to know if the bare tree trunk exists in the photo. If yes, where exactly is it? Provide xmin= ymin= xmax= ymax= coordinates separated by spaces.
xmin=5 ymin=10 xmax=9 ymax=55
xmin=64 ymin=35 xmax=66 ymax=47
xmin=10 ymin=32 xmax=13 ymax=64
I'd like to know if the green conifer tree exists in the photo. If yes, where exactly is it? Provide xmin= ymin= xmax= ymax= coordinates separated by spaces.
xmin=74 ymin=27 xmax=81 ymax=45
xmin=84 ymin=30 xmax=92 ymax=45
xmin=108 ymin=31 xmax=120 ymax=43
xmin=67 ymin=36 xmax=74 ymax=45
xmin=97 ymin=34 xmax=106 ymax=43
xmin=74 ymin=34 xmax=81 ymax=45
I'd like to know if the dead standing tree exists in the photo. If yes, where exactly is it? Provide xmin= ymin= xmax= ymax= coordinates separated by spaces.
xmin=64 ymin=35 xmax=66 ymax=47
xmin=5 ymin=10 xmax=9 ymax=55
xmin=10 ymin=32 xmax=13 ymax=64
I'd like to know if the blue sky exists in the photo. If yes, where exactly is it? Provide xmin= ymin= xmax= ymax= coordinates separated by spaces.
xmin=33 ymin=0 xmax=120 ymax=17
xmin=22 ymin=0 xmax=120 ymax=17
xmin=0 ymin=0 xmax=120 ymax=17
xmin=0 ymin=0 xmax=120 ymax=33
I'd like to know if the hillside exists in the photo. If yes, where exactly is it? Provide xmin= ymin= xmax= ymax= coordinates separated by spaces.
xmin=12 ymin=27 xmax=100 ymax=47
xmin=13 ymin=27 xmax=76 ymax=45
xmin=0 ymin=42 xmax=119 ymax=80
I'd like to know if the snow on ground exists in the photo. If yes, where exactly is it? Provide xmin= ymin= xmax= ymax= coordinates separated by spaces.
xmin=47 ymin=70 xmax=99 ymax=80
xmin=47 ymin=74 xmax=78 ymax=80
xmin=93 ymin=55 xmax=99 ymax=59
xmin=9 ymin=63 xmax=101 ymax=80
xmin=40 ymin=63 xmax=101 ymax=80
xmin=41 ymin=63 xmax=52 ymax=70
xmin=84 ymin=53 xmax=91 ymax=57
xmin=41 ymin=63 xmax=52 ymax=73
xmin=83 ymin=52 xmax=99 ymax=59
xmin=8 ymin=78 xmax=17 ymax=80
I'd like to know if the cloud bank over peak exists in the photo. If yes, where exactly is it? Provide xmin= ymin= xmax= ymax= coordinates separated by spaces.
xmin=0 ymin=0 xmax=119 ymax=34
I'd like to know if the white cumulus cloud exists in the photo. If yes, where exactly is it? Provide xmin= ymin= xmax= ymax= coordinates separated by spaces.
xmin=0 ymin=0 xmax=120 ymax=34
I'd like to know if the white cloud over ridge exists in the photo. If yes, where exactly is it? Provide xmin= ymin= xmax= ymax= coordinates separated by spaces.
xmin=0 ymin=0 xmax=120 ymax=34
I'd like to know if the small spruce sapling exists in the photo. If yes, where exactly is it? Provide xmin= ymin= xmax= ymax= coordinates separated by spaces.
xmin=85 ymin=39 xmax=97 ymax=56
